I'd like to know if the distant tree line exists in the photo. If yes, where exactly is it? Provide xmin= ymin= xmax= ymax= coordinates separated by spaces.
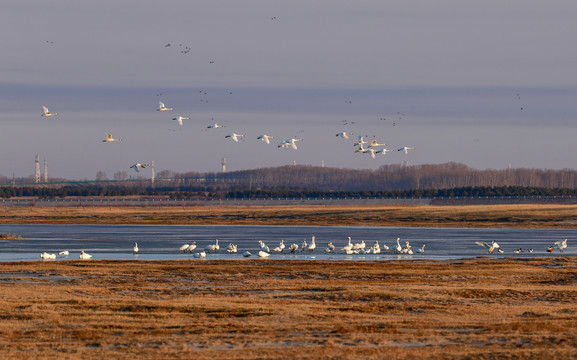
xmin=3 ymin=162 xmax=577 ymax=198
xmin=2 ymin=184 xmax=577 ymax=200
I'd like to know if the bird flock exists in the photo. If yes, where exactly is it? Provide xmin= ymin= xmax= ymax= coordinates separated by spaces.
xmin=40 ymin=93 xmax=418 ymax=175
xmin=38 ymin=237 xmax=569 ymax=260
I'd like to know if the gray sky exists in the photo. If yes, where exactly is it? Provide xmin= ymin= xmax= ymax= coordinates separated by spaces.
xmin=1 ymin=1 xmax=577 ymax=179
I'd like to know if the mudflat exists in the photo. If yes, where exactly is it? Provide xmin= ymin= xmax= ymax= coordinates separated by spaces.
xmin=2 ymin=204 xmax=577 ymax=359
xmin=0 ymin=259 xmax=576 ymax=359
xmin=1 ymin=203 xmax=577 ymax=227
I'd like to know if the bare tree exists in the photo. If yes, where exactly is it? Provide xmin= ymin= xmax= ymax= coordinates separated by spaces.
xmin=95 ymin=171 xmax=109 ymax=181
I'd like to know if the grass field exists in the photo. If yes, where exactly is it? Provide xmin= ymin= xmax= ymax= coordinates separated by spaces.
xmin=1 ymin=204 xmax=576 ymax=359
xmin=0 ymin=259 xmax=576 ymax=359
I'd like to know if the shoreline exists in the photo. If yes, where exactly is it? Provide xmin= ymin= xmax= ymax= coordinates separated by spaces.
xmin=2 ymin=203 xmax=577 ymax=227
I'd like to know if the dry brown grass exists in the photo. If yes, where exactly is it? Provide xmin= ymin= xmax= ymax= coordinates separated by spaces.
xmin=2 ymin=204 xmax=577 ymax=227
xmin=1 ymin=258 xmax=577 ymax=359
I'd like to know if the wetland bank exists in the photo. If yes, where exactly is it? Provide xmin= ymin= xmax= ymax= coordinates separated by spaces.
xmin=1 ymin=204 xmax=577 ymax=359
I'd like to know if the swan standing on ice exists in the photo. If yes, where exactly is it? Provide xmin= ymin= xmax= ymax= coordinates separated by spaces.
xmin=257 ymin=134 xmax=274 ymax=144
xmin=179 ymin=244 xmax=190 ymax=253
xmin=258 ymin=250 xmax=270 ymax=258
xmin=41 ymin=106 xmax=57 ymax=117
xmin=58 ymin=250 xmax=69 ymax=256
xmin=394 ymin=238 xmax=403 ymax=253
xmin=225 ymin=133 xmax=244 ymax=142
xmin=130 ymin=163 xmax=148 ymax=172
xmin=79 ymin=251 xmax=92 ymax=259
xmin=398 ymin=146 xmax=415 ymax=154
xmin=103 ymin=133 xmax=122 ymax=142
xmin=325 ymin=242 xmax=335 ymax=253
xmin=475 ymin=240 xmax=500 ymax=254
xmin=416 ymin=244 xmax=426 ymax=253
xmin=308 ymin=236 xmax=316 ymax=252
xmin=555 ymin=238 xmax=568 ymax=252
xmin=187 ymin=242 xmax=197 ymax=252
xmin=157 ymin=101 xmax=173 ymax=111
xmin=273 ymin=240 xmax=285 ymax=252
xmin=289 ymin=243 xmax=299 ymax=253
xmin=40 ymin=252 xmax=56 ymax=259
xmin=226 ymin=243 xmax=238 ymax=253
xmin=341 ymin=237 xmax=353 ymax=253
xmin=259 ymin=240 xmax=270 ymax=253
xmin=204 ymin=239 xmax=219 ymax=253
xmin=133 ymin=242 xmax=139 ymax=255
xmin=172 ymin=116 xmax=190 ymax=126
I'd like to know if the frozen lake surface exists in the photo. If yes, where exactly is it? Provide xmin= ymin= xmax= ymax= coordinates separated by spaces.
xmin=0 ymin=224 xmax=574 ymax=262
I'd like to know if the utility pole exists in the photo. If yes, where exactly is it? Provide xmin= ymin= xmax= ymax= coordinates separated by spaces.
xmin=151 ymin=160 xmax=155 ymax=187
xmin=44 ymin=157 xmax=48 ymax=183
xmin=35 ymin=155 xmax=40 ymax=183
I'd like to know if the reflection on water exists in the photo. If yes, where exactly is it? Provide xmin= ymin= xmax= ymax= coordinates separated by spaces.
xmin=0 ymin=224 xmax=575 ymax=262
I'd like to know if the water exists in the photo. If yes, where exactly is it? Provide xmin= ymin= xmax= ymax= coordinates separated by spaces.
xmin=0 ymin=224 xmax=574 ymax=262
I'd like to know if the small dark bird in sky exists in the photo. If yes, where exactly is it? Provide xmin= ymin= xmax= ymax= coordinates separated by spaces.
xmin=165 ymin=43 xmax=171 ymax=47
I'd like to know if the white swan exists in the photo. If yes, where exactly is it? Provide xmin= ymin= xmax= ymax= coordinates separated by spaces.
xmin=130 ymin=163 xmax=148 ymax=172
xmin=353 ymin=136 xmax=367 ymax=147
xmin=324 ymin=242 xmax=335 ymax=253
xmin=187 ymin=242 xmax=197 ymax=252
xmin=258 ymin=250 xmax=270 ymax=258
xmin=40 ymin=252 xmax=56 ymax=259
xmin=341 ymin=237 xmax=353 ymax=252
xmin=41 ymin=106 xmax=57 ymax=117
xmin=368 ymin=140 xmax=386 ymax=148
xmin=394 ymin=238 xmax=403 ymax=253
xmin=475 ymin=240 xmax=500 ymax=254
xmin=354 ymin=145 xmax=367 ymax=153
xmin=308 ymin=236 xmax=316 ymax=252
xmin=336 ymin=132 xmax=352 ymax=139
xmin=58 ymin=250 xmax=69 ymax=256
xmin=157 ymin=101 xmax=173 ymax=111
xmin=289 ymin=243 xmax=299 ymax=253
xmin=179 ymin=244 xmax=190 ymax=252
xmin=555 ymin=238 xmax=568 ymax=252
xmin=207 ymin=123 xmax=225 ymax=129
xmin=172 ymin=116 xmax=190 ymax=126
xmin=364 ymin=148 xmax=377 ymax=159
xmin=225 ymin=133 xmax=244 ymax=142
xmin=416 ymin=244 xmax=426 ymax=253
xmin=226 ymin=243 xmax=238 ymax=253
xmin=257 ymin=134 xmax=274 ymax=144
xmin=278 ymin=138 xmax=302 ymax=150
xmin=398 ymin=146 xmax=415 ymax=154
xmin=352 ymin=240 xmax=365 ymax=250
xmin=79 ymin=251 xmax=92 ymax=259
xmin=193 ymin=251 xmax=206 ymax=258
xmin=204 ymin=239 xmax=219 ymax=253
xmin=376 ymin=148 xmax=395 ymax=156
xmin=273 ymin=239 xmax=285 ymax=252
xmin=243 ymin=251 xmax=252 ymax=257
xmin=103 ymin=133 xmax=122 ymax=142
xmin=299 ymin=239 xmax=308 ymax=251
xmin=133 ymin=242 xmax=139 ymax=254
xmin=259 ymin=240 xmax=270 ymax=253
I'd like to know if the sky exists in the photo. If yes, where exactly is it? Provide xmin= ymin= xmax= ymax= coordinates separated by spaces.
xmin=1 ymin=1 xmax=577 ymax=180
